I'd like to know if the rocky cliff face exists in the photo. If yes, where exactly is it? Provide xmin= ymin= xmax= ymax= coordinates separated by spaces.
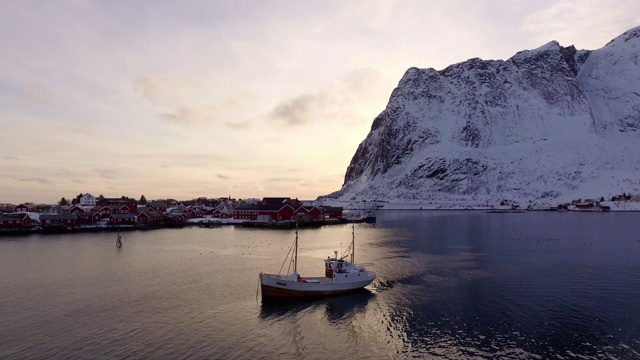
xmin=330 ymin=26 xmax=640 ymax=204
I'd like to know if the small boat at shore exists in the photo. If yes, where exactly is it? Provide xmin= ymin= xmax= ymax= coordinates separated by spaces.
xmin=259 ymin=221 xmax=376 ymax=302
xmin=339 ymin=210 xmax=376 ymax=224
xmin=198 ymin=219 xmax=222 ymax=228
xmin=363 ymin=210 xmax=376 ymax=224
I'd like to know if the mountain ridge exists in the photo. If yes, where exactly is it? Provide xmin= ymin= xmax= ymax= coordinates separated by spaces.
xmin=328 ymin=25 xmax=640 ymax=205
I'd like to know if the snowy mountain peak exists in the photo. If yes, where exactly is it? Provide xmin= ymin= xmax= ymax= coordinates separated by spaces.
xmin=329 ymin=26 xmax=640 ymax=205
xmin=606 ymin=25 xmax=640 ymax=46
xmin=520 ymin=40 xmax=562 ymax=56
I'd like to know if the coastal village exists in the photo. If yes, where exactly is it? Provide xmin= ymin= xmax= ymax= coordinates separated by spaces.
xmin=1 ymin=192 xmax=639 ymax=234
xmin=0 ymin=194 xmax=348 ymax=233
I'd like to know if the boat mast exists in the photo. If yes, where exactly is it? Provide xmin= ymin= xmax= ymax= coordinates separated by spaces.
xmin=294 ymin=216 xmax=298 ymax=273
xmin=351 ymin=222 xmax=355 ymax=263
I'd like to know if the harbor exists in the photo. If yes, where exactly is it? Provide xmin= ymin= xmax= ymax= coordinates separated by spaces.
xmin=2 ymin=210 xmax=639 ymax=359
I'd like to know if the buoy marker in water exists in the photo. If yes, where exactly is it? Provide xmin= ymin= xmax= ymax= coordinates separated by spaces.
xmin=116 ymin=229 xmax=122 ymax=249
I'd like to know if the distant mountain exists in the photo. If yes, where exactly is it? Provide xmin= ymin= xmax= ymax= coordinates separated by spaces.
xmin=326 ymin=26 xmax=640 ymax=205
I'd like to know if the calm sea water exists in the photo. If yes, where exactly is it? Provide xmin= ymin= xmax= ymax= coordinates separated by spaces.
xmin=1 ymin=211 xmax=639 ymax=359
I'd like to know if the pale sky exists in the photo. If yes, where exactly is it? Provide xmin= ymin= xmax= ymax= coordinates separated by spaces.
xmin=1 ymin=0 xmax=638 ymax=204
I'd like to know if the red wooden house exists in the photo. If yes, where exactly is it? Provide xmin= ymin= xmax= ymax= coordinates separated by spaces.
xmin=575 ymin=202 xmax=595 ymax=210
xmin=165 ymin=213 xmax=185 ymax=226
xmin=67 ymin=205 xmax=85 ymax=214
xmin=76 ymin=211 xmax=101 ymax=225
xmin=192 ymin=209 xmax=204 ymax=218
xmin=109 ymin=213 xmax=136 ymax=226
xmin=294 ymin=206 xmax=310 ymax=219
xmin=204 ymin=208 xmax=218 ymax=216
xmin=14 ymin=203 xmax=36 ymax=213
xmin=263 ymin=204 xmax=294 ymax=221
xmin=0 ymin=213 xmax=32 ymax=230
xmin=233 ymin=204 xmax=260 ymax=220
xmin=261 ymin=197 xmax=302 ymax=208
xmin=318 ymin=206 xmax=344 ymax=219
xmin=40 ymin=214 xmax=77 ymax=230
xmin=234 ymin=204 xmax=295 ymax=221
xmin=148 ymin=201 xmax=167 ymax=212
xmin=137 ymin=211 xmax=165 ymax=226
xmin=296 ymin=206 xmax=323 ymax=220
xmin=96 ymin=198 xmax=138 ymax=213
xmin=93 ymin=206 xmax=113 ymax=219
xmin=210 ymin=209 xmax=220 ymax=217
xmin=167 ymin=208 xmax=189 ymax=218
xmin=107 ymin=205 xmax=133 ymax=215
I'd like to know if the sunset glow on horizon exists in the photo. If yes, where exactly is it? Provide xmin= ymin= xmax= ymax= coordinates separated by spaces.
xmin=1 ymin=0 xmax=638 ymax=204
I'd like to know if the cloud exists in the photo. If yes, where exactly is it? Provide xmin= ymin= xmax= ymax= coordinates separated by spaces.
xmin=132 ymin=75 xmax=164 ymax=105
xmin=265 ymin=177 xmax=302 ymax=184
xmin=268 ymin=67 xmax=380 ymax=127
xmin=161 ymin=106 xmax=210 ymax=126
xmin=7 ymin=175 xmax=51 ymax=184
xmin=268 ymin=93 xmax=325 ymax=126
xmin=224 ymin=120 xmax=253 ymax=129
xmin=158 ymin=92 xmax=256 ymax=127
xmin=132 ymin=75 xmax=212 ymax=106
xmin=94 ymin=168 xmax=119 ymax=180
xmin=55 ymin=168 xmax=83 ymax=178
xmin=133 ymin=75 xmax=257 ymax=128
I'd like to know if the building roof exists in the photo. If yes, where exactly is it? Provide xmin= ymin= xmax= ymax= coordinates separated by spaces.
xmin=16 ymin=203 xmax=36 ymax=208
xmin=110 ymin=214 xmax=136 ymax=220
xmin=299 ymin=206 xmax=320 ymax=211
xmin=261 ymin=197 xmax=291 ymax=205
xmin=139 ymin=211 xmax=165 ymax=219
xmin=98 ymin=198 xmax=137 ymax=204
xmin=235 ymin=203 xmax=293 ymax=211
xmin=41 ymin=214 xmax=77 ymax=220
xmin=0 ymin=213 xmax=30 ymax=220
xmin=318 ymin=206 xmax=344 ymax=212
xmin=75 ymin=211 xmax=99 ymax=217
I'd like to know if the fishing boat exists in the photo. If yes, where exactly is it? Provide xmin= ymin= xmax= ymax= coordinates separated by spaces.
xmin=259 ymin=222 xmax=376 ymax=302
xmin=363 ymin=210 xmax=376 ymax=224
xmin=339 ymin=210 xmax=376 ymax=224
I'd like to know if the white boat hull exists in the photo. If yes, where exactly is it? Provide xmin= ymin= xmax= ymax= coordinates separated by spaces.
xmin=260 ymin=272 xmax=376 ymax=301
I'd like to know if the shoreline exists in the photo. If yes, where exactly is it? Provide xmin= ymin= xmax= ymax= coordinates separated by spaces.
xmin=3 ymin=206 xmax=638 ymax=237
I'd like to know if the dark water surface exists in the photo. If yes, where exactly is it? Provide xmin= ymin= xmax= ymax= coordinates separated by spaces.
xmin=1 ymin=211 xmax=639 ymax=359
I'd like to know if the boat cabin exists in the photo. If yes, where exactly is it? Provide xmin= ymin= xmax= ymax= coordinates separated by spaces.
xmin=324 ymin=250 xmax=366 ymax=279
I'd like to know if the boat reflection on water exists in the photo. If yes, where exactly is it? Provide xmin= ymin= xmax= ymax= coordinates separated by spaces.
xmin=259 ymin=289 xmax=375 ymax=323
xmin=323 ymin=290 xmax=375 ymax=323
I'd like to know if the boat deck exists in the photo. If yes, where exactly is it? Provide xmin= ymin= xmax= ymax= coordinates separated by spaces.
xmin=299 ymin=276 xmax=332 ymax=284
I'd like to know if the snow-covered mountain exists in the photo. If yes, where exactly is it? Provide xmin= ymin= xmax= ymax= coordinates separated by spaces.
xmin=328 ymin=26 xmax=640 ymax=205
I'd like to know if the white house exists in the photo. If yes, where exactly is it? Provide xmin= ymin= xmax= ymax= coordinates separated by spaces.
xmin=79 ymin=193 xmax=97 ymax=207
